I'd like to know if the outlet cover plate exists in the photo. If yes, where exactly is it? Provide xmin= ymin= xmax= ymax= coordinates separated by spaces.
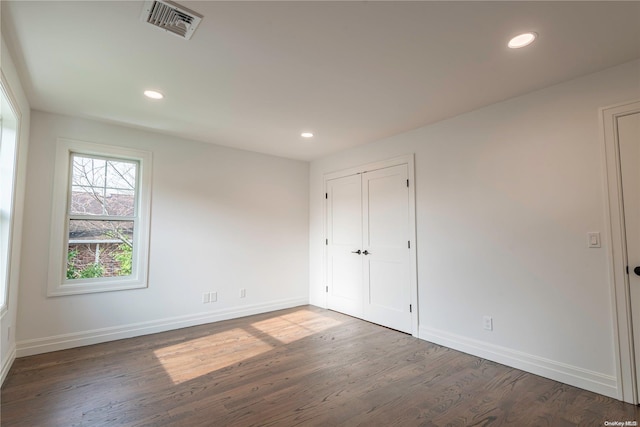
xmin=483 ymin=316 xmax=493 ymax=331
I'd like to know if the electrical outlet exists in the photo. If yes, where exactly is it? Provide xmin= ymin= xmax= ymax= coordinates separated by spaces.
xmin=210 ymin=292 xmax=217 ymax=302
xmin=240 ymin=288 xmax=246 ymax=298
xmin=202 ymin=292 xmax=210 ymax=304
xmin=483 ymin=316 xmax=493 ymax=331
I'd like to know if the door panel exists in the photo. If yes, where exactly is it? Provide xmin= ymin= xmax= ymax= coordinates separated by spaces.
xmin=368 ymin=259 xmax=406 ymax=311
xmin=330 ymin=178 xmax=362 ymax=245
xmin=619 ymin=111 xmax=640 ymax=394
xmin=366 ymin=170 xmax=408 ymax=248
xmin=331 ymin=256 xmax=361 ymax=300
xmin=362 ymin=164 xmax=412 ymax=333
xmin=327 ymin=174 xmax=363 ymax=318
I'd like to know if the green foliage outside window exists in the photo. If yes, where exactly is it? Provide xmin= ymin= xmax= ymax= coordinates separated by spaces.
xmin=66 ymin=245 xmax=131 ymax=279
xmin=114 ymin=244 xmax=132 ymax=276
xmin=66 ymin=249 xmax=79 ymax=279
xmin=78 ymin=262 xmax=105 ymax=279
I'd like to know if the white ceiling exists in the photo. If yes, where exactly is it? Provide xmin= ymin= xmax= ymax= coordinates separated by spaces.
xmin=3 ymin=1 xmax=640 ymax=161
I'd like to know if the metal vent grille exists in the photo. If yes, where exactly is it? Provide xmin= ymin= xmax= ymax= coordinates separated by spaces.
xmin=140 ymin=0 xmax=202 ymax=40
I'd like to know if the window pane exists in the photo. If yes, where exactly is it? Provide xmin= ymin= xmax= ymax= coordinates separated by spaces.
xmin=71 ymin=156 xmax=106 ymax=188
xmin=70 ymin=185 xmax=106 ymax=215
xmin=70 ymin=155 xmax=137 ymax=216
xmin=104 ymin=189 xmax=135 ymax=216
xmin=67 ymin=220 xmax=134 ymax=279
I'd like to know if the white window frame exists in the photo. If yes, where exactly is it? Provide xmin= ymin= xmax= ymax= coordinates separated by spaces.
xmin=0 ymin=71 xmax=21 ymax=313
xmin=47 ymin=138 xmax=152 ymax=296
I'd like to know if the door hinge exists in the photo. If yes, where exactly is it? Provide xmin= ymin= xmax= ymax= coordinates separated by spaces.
xmin=627 ymin=265 xmax=629 ymax=274
xmin=326 ymin=286 xmax=328 ymax=293
xmin=326 ymin=238 xmax=328 ymax=245
xmin=408 ymin=240 xmax=411 ymax=249
xmin=325 ymin=192 xmax=328 ymax=199
xmin=406 ymin=179 xmax=409 ymax=188
xmin=409 ymin=304 xmax=412 ymax=313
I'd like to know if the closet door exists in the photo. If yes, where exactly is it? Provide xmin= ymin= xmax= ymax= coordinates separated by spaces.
xmin=326 ymin=174 xmax=363 ymax=318
xmin=362 ymin=164 xmax=412 ymax=333
xmin=325 ymin=162 xmax=413 ymax=334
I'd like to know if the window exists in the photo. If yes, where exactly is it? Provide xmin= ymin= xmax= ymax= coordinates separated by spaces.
xmin=48 ymin=139 xmax=152 ymax=296
xmin=0 ymin=74 xmax=20 ymax=312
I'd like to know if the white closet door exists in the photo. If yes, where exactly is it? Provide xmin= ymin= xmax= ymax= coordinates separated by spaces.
xmin=326 ymin=174 xmax=363 ymax=318
xmin=362 ymin=164 xmax=412 ymax=333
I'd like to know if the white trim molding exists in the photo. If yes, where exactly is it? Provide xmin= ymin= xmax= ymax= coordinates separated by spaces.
xmin=420 ymin=326 xmax=618 ymax=399
xmin=601 ymin=99 xmax=640 ymax=403
xmin=0 ymin=70 xmax=22 ymax=313
xmin=16 ymin=297 xmax=308 ymax=357
xmin=1 ymin=343 xmax=16 ymax=386
xmin=47 ymin=138 xmax=153 ymax=297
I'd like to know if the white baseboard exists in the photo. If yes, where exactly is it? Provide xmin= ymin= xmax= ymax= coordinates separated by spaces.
xmin=419 ymin=326 xmax=618 ymax=399
xmin=16 ymin=297 xmax=308 ymax=358
xmin=1 ymin=343 xmax=16 ymax=386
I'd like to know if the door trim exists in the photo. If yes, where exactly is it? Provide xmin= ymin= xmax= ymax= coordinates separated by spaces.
xmin=602 ymin=99 xmax=640 ymax=403
xmin=322 ymin=154 xmax=418 ymax=336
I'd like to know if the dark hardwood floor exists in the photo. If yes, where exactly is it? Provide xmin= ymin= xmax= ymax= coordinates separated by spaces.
xmin=2 ymin=306 xmax=639 ymax=426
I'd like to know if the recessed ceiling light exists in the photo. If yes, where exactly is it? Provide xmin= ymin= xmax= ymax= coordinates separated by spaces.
xmin=301 ymin=132 xmax=314 ymax=138
xmin=144 ymin=90 xmax=164 ymax=100
xmin=508 ymin=32 xmax=537 ymax=49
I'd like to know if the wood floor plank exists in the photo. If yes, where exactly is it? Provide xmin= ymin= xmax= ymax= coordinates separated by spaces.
xmin=2 ymin=306 xmax=639 ymax=426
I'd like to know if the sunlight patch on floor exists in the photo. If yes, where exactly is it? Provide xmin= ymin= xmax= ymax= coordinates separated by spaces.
xmin=153 ymin=309 xmax=343 ymax=384
xmin=153 ymin=327 xmax=273 ymax=384
xmin=250 ymin=309 xmax=343 ymax=344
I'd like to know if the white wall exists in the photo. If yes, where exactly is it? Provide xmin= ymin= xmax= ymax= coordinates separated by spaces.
xmin=0 ymin=36 xmax=31 ymax=383
xmin=309 ymin=59 xmax=640 ymax=398
xmin=17 ymin=111 xmax=309 ymax=356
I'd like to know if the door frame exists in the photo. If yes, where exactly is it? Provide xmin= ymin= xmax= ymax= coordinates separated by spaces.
xmin=602 ymin=99 xmax=640 ymax=404
xmin=322 ymin=154 xmax=418 ymax=336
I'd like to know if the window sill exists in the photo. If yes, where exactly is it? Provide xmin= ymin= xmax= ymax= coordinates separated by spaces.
xmin=47 ymin=278 xmax=147 ymax=297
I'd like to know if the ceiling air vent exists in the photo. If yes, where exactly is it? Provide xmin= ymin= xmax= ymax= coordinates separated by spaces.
xmin=140 ymin=0 xmax=203 ymax=40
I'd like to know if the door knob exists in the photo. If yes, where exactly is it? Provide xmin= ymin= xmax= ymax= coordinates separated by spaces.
xmin=635 ymin=266 xmax=640 ymax=276
xmin=351 ymin=250 xmax=361 ymax=255
xmin=363 ymin=250 xmax=370 ymax=255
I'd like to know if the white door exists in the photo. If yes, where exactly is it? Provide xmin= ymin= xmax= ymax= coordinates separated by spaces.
xmin=362 ymin=165 xmax=412 ymax=333
xmin=618 ymin=111 xmax=640 ymax=395
xmin=326 ymin=163 xmax=413 ymax=333
xmin=326 ymin=174 xmax=363 ymax=318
